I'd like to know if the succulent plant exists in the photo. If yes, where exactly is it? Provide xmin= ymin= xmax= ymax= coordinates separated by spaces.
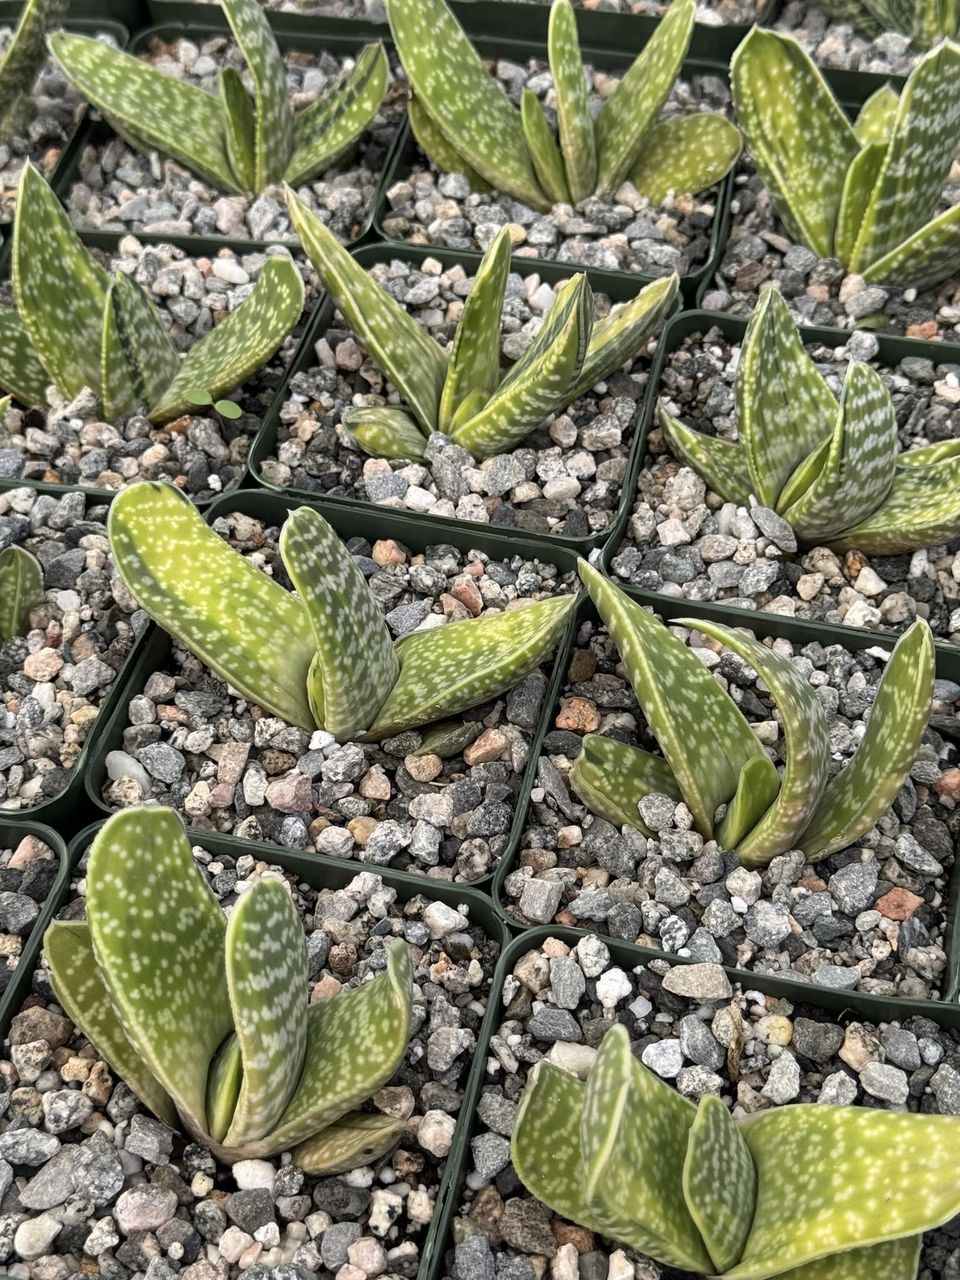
xmin=0 ymin=0 xmax=68 ymax=140
xmin=386 ymin=0 xmax=741 ymax=212
xmin=571 ymin=560 xmax=934 ymax=868
xmin=286 ymin=193 xmax=678 ymax=461
xmin=513 ymin=1021 xmax=960 ymax=1278
xmin=0 ymin=165 xmax=304 ymax=423
xmin=49 ymin=0 xmax=387 ymax=196
xmin=819 ymin=0 xmax=959 ymax=47
xmin=0 ymin=545 xmax=42 ymax=641
xmin=658 ymin=287 xmax=960 ymax=555
xmin=45 ymin=807 xmax=413 ymax=1165
xmin=731 ymin=30 xmax=960 ymax=289
xmin=108 ymin=481 xmax=575 ymax=737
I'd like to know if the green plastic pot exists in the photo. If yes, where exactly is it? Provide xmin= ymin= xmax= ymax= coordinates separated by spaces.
xmin=0 ymin=817 xmax=68 ymax=1029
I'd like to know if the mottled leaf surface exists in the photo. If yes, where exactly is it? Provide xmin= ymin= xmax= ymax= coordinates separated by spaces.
xmin=438 ymin=227 xmax=510 ymax=434
xmin=407 ymin=95 xmax=492 ymax=194
xmin=658 ymin=403 xmax=753 ymax=507
xmin=863 ymin=200 xmax=960 ymax=289
xmin=0 ymin=0 xmax=68 ymax=133
xmin=286 ymin=43 xmax=387 ymax=187
xmin=775 ymin=1238 xmax=923 ymax=1280
xmin=343 ymin=407 xmax=427 ymax=459
xmin=102 ymin=271 xmax=180 ymax=420
xmin=628 ymin=112 xmax=741 ymax=204
xmin=835 ymin=141 xmax=887 ymax=267
xmin=548 ymin=0 xmax=596 ymax=202
xmin=293 ymin=1112 xmax=404 ymax=1175
xmin=0 ymin=309 xmax=48 ymax=406
xmin=570 ymin=733 xmax=680 ymax=834
xmin=220 ymin=65 xmax=256 ymax=192
xmin=0 ymin=545 xmax=42 ymax=641
xmin=221 ymin=0 xmax=293 ymax=188
xmin=831 ymin=449 xmax=960 ymax=553
xmin=521 ymin=90 xmax=571 ymax=205
xmin=682 ymin=1095 xmax=756 ymax=1274
xmin=570 ymin=274 xmax=676 ymax=401
xmin=853 ymin=84 xmax=899 ymax=145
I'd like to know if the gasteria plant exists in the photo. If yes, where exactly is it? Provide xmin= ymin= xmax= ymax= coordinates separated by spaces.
xmin=820 ymin=0 xmax=959 ymax=47
xmin=108 ymin=482 xmax=575 ymax=738
xmin=658 ymin=286 xmax=960 ymax=555
xmin=0 ymin=165 xmax=304 ymax=423
xmin=45 ymin=807 xmax=413 ymax=1166
xmin=571 ymin=561 xmax=934 ymax=869
xmin=0 ymin=545 xmax=42 ymax=641
xmin=49 ymin=0 xmax=388 ymax=195
xmin=731 ymin=30 xmax=960 ymax=289
xmin=0 ymin=0 xmax=67 ymax=140
xmin=513 ymin=1022 xmax=960 ymax=1279
xmin=286 ymin=194 xmax=678 ymax=460
xmin=386 ymin=0 xmax=741 ymax=211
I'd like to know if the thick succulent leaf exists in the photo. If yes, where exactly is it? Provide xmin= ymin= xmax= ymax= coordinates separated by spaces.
xmin=580 ymin=1024 xmax=711 ymax=1271
xmin=548 ymin=0 xmax=597 ymax=203
xmin=279 ymin=505 xmax=399 ymax=740
xmin=0 ymin=309 xmax=48 ymax=406
xmin=286 ymin=43 xmax=388 ymax=188
xmin=49 ymin=33 xmax=238 ymax=192
xmin=220 ymin=66 xmax=257 ymax=193
xmin=108 ymin=482 xmax=317 ymax=730
xmin=222 ymin=878 xmax=307 ymax=1147
xmin=366 ymin=594 xmax=574 ymax=740
xmin=221 ymin=0 xmax=293 ymax=188
xmin=343 ymin=407 xmax=428 ymax=459
xmin=714 ymin=752 xmax=781 ymax=851
xmin=853 ymin=84 xmax=899 ymax=145
xmin=407 ymin=95 xmax=492 ymax=194
xmin=206 ymin=1034 xmax=243 ymax=1144
xmin=682 ymin=1095 xmax=756 ymax=1274
xmin=913 ymin=0 xmax=960 ymax=43
xmin=521 ymin=90 xmax=572 ymax=205
xmin=438 ymin=227 xmax=511 ymax=434
xmin=148 ymin=256 xmax=304 ymax=423
xmin=771 ymin=1238 xmax=923 ymax=1280
xmin=13 ymin=162 xmax=109 ymax=399
xmin=900 ymin=437 xmax=960 ymax=466
xmin=730 ymin=30 xmax=859 ymax=257
xmin=728 ymin=1105 xmax=960 ymax=1280
xmin=736 ymin=286 xmax=837 ymax=509
xmin=628 ymin=112 xmax=741 ymax=204
xmin=0 ymin=545 xmax=43 ymax=641
xmin=861 ymin=199 xmax=960 ymax=290
xmin=569 ymin=273 xmax=677 ymax=401
xmin=44 ymin=921 xmax=178 ymax=1129
xmin=850 ymin=43 xmax=960 ymax=273
xmin=570 ymin=733 xmax=680 ymax=835
xmin=594 ymin=0 xmax=694 ymax=196
xmin=578 ymin=561 xmax=762 ymax=839
xmin=293 ymin=1112 xmax=404 ymax=1174
xmin=830 ymin=449 xmax=960 ymax=553
xmin=86 ymin=809 xmax=232 ymax=1139
xmin=102 ymin=271 xmax=180 ymax=421
xmin=288 ymin=190 xmax=447 ymax=433
xmin=835 ymin=141 xmax=887 ymax=267
xmin=658 ymin=402 xmax=753 ymax=506
xmin=0 ymin=0 xmax=68 ymax=134
xmin=798 ymin=619 xmax=933 ymax=861
xmin=386 ymin=0 xmax=547 ymax=209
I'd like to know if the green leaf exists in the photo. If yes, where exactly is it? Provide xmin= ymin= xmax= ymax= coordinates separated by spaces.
xmin=0 ymin=309 xmax=48 ymax=406
xmin=0 ymin=545 xmax=43 ymax=641
xmin=287 ymin=190 xmax=448 ymax=434
xmin=627 ymin=112 xmax=741 ymax=204
xmin=407 ymin=95 xmax=492 ymax=195
xmin=569 ymin=273 xmax=677 ymax=402
xmin=521 ymin=90 xmax=572 ymax=205
xmin=769 ymin=1238 xmax=923 ymax=1280
xmin=830 ymin=448 xmax=960 ymax=553
xmin=0 ymin=397 xmax=9 ymax=418
xmin=221 ymin=0 xmax=293 ymax=189
xmin=101 ymin=271 xmax=180 ymax=421
xmin=292 ymin=1112 xmax=405 ymax=1174
xmin=85 ymin=808 xmax=233 ymax=1139
xmin=343 ymin=407 xmax=428 ymax=459
xmin=899 ymin=437 xmax=960 ymax=466
xmin=222 ymin=878 xmax=308 ymax=1148
xmin=108 ymin=482 xmax=317 ymax=731
xmin=0 ymin=0 xmax=68 ymax=136
xmin=216 ymin=399 xmax=243 ymax=420
xmin=569 ymin=733 xmax=680 ymax=834
xmin=49 ymin=32 xmax=239 ymax=192
xmin=148 ymin=256 xmax=304 ymax=423
xmin=386 ymin=0 xmax=548 ymax=209
xmin=853 ymin=85 xmax=899 ymax=145
xmin=44 ymin=921 xmax=178 ymax=1130
xmin=835 ymin=140 xmax=887 ymax=267
xmin=914 ymin=0 xmax=960 ymax=43
xmin=658 ymin=402 xmax=753 ymax=506
xmin=278 ymin=505 xmax=399 ymax=740
xmin=548 ymin=0 xmax=597 ymax=203
xmin=286 ymin=43 xmax=388 ymax=188
xmin=730 ymin=30 xmax=859 ymax=257
xmin=861 ymin=199 xmax=960 ymax=290
xmin=798 ymin=619 xmax=934 ymax=861
xmin=682 ymin=1095 xmax=756 ymax=1274
xmin=438 ymin=226 xmax=511 ymax=435
xmin=714 ymin=752 xmax=781 ymax=851
xmin=366 ymin=594 xmax=574 ymax=740
xmin=206 ymin=1033 xmax=243 ymax=1144
xmin=220 ymin=66 xmax=257 ymax=193
xmin=594 ymin=0 xmax=695 ymax=196
xmin=728 ymin=1104 xmax=960 ymax=1279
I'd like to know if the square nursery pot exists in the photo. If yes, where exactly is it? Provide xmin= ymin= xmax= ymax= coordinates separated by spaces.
xmin=604 ymin=308 xmax=960 ymax=644
xmin=53 ymin=13 xmax=407 ymax=248
xmin=0 ymin=229 xmax=318 ymax=506
xmin=432 ymin=924 xmax=960 ymax=1280
xmin=0 ymin=818 xmax=508 ymax=1279
xmin=249 ymin=241 xmax=679 ymax=553
xmin=82 ymin=486 xmax=583 ymax=887
xmin=494 ymin=587 xmax=960 ymax=1005
xmin=0 ymin=818 xmax=67 ymax=1027
xmin=769 ymin=0 xmax=917 ymax=89
xmin=372 ymin=5 xmax=735 ymax=303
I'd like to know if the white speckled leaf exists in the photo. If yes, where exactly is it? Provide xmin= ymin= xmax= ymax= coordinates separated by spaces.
xmin=0 ymin=545 xmax=42 ymax=641
xmin=366 ymin=594 xmax=575 ymax=739
xmin=548 ymin=0 xmax=597 ymax=202
xmin=101 ymin=286 xmax=140 ymax=419
xmin=727 ymin=1105 xmax=960 ymax=1280
xmin=279 ymin=505 xmax=398 ymax=739
xmin=148 ymin=255 xmax=304 ymax=423
xmin=853 ymin=85 xmax=899 ymax=145
xmin=831 ymin=447 xmax=960 ymax=553
xmin=570 ymin=733 xmax=680 ymax=834
xmin=221 ymin=0 xmax=293 ymax=188
xmin=731 ymin=30 xmax=859 ymax=257
xmin=408 ymin=95 xmax=492 ymax=194
xmin=570 ymin=273 xmax=677 ymax=401
xmin=108 ymin=482 xmax=317 ymax=730
xmin=220 ymin=66 xmax=257 ymax=192
xmin=715 ymin=752 xmax=781 ymax=852
xmin=628 ymin=112 xmax=741 ymax=204
xmin=222 ymin=878 xmax=307 ymax=1147
xmin=658 ymin=401 xmax=753 ymax=506
xmin=862 ymin=200 xmax=960 ymax=290
xmin=343 ymin=406 xmax=428 ymax=459
xmin=770 ymin=1237 xmax=923 ymax=1280
xmin=286 ymin=43 xmax=388 ymax=187
xmin=835 ymin=141 xmax=887 ymax=267
xmin=900 ymin=438 xmax=960 ymax=466
xmin=799 ymin=619 xmax=933 ymax=861
xmin=293 ymin=1112 xmax=404 ymax=1174
xmin=0 ymin=0 xmax=68 ymax=134
xmin=102 ymin=271 xmax=180 ymax=421
xmin=521 ymin=90 xmax=572 ymax=205
xmin=0 ymin=309 xmax=47 ymax=406
xmin=594 ymin=0 xmax=695 ymax=196
xmin=86 ymin=808 xmax=233 ymax=1138
xmin=682 ymin=1095 xmax=756 ymax=1274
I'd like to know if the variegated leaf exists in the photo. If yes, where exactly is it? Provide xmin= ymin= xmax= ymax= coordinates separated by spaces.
xmin=343 ymin=407 xmax=428 ymax=459
xmin=366 ymin=594 xmax=574 ymax=739
xmin=658 ymin=401 xmax=753 ymax=507
xmin=769 ymin=1238 xmax=922 ymax=1280
xmin=714 ymin=752 xmax=781 ymax=851
xmin=521 ymin=90 xmax=572 ymax=205
xmin=900 ymin=437 xmax=960 ymax=466
xmin=0 ymin=0 xmax=68 ymax=135
xmin=682 ymin=1095 xmax=756 ymax=1275
xmin=293 ymin=1112 xmax=404 ymax=1174
xmin=835 ymin=141 xmax=887 ymax=267
xmin=862 ymin=200 xmax=960 ymax=290
xmin=628 ymin=112 xmax=741 ymax=204
xmin=220 ymin=66 xmax=257 ymax=192
xmin=569 ymin=273 xmax=677 ymax=402
xmin=819 ymin=0 xmax=884 ymax=34
xmin=0 ymin=309 xmax=47 ymax=406
xmin=101 ymin=271 xmax=180 ymax=421
xmin=831 ymin=449 xmax=960 ymax=553
xmin=286 ymin=43 xmax=388 ymax=188
xmin=0 ymin=545 xmax=42 ymax=641
xmin=853 ymin=85 xmax=899 ymax=145
xmin=548 ymin=0 xmax=597 ymax=203
xmin=798 ymin=619 xmax=934 ymax=861
xmin=913 ymin=0 xmax=960 ymax=43
xmin=569 ymin=733 xmax=680 ymax=834
xmin=407 ymin=95 xmax=492 ymax=195
xmin=221 ymin=0 xmax=293 ymax=189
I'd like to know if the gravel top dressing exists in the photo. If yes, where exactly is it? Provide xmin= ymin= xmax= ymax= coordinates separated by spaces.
xmin=774 ymin=1 xmax=924 ymax=78
xmin=0 ymin=488 xmax=144 ymax=813
xmin=0 ymin=241 xmax=314 ymax=502
xmin=102 ymin=509 xmax=577 ymax=881
xmin=610 ymin=325 xmax=960 ymax=640
xmin=65 ymin=36 xmax=405 ymax=244
xmin=259 ymin=256 xmax=655 ymax=541
xmin=0 ymin=833 xmax=57 ymax=1000
xmin=0 ymin=845 xmax=499 ymax=1278
xmin=503 ymin=615 xmax=959 ymax=998
xmin=445 ymin=936 xmax=960 ymax=1280
xmin=381 ymin=61 xmax=727 ymax=278
xmin=207 ymin=0 xmax=763 ymax=19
